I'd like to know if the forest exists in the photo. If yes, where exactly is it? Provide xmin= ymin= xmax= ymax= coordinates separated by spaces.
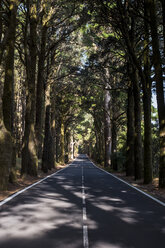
xmin=0 ymin=0 xmax=165 ymax=192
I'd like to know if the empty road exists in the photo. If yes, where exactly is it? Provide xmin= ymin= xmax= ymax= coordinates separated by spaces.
xmin=0 ymin=155 xmax=165 ymax=248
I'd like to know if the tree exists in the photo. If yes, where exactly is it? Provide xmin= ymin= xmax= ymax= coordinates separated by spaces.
xmin=147 ymin=0 xmax=165 ymax=187
xmin=21 ymin=0 xmax=38 ymax=176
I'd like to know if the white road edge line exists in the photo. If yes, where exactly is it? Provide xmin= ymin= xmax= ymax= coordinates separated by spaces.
xmin=91 ymin=161 xmax=165 ymax=207
xmin=0 ymin=161 xmax=75 ymax=207
xmin=83 ymin=225 xmax=89 ymax=248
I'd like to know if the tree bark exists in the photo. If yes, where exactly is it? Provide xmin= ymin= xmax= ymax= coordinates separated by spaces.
xmin=128 ymin=65 xmax=143 ymax=180
xmin=35 ymin=26 xmax=47 ymax=159
xmin=93 ymin=113 xmax=103 ymax=163
xmin=143 ymin=1 xmax=153 ymax=184
xmin=125 ymin=83 xmax=135 ymax=176
xmin=59 ymin=116 xmax=65 ymax=164
xmin=42 ymin=80 xmax=55 ymax=172
xmin=0 ymin=121 xmax=13 ymax=190
xmin=0 ymin=86 xmax=13 ymax=190
xmin=160 ymin=0 xmax=165 ymax=57
xmin=21 ymin=0 xmax=38 ymax=176
xmin=3 ymin=2 xmax=17 ymax=132
xmin=133 ymin=70 xmax=143 ymax=180
xmin=50 ymin=85 xmax=56 ymax=166
xmin=42 ymin=105 xmax=54 ymax=172
xmin=104 ymin=86 xmax=111 ymax=167
xmin=55 ymin=121 xmax=60 ymax=163
xmin=2 ymin=0 xmax=18 ymax=183
xmin=111 ymin=89 xmax=118 ymax=171
xmin=0 ymin=2 xmax=2 ymax=43
xmin=148 ymin=0 xmax=165 ymax=187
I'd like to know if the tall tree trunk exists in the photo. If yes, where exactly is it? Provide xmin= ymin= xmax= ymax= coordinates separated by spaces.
xmin=21 ymin=1 xmax=38 ymax=176
xmin=125 ymin=83 xmax=135 ymax=176
xmin=65 ymin=130 xmax=70 ymax=163
xmin=70 ymin=131 xmax=74 ymax=160
xmin=0 ymin=2 xmax=2 ymax=43
xmin=55 ymin=121 xmax=60 ymax=163
xmin=0 ymin=107 xmax=13 ymax=190
xmin=42 ymin=105 xmax=54 ymax=172
xmin=2 ymin=0 xmax=18 ymax=183
xmin=35 ymin=26 xmax=47 ymax=159
xmin=59 ymin=116 xmax=65 ymax=164
xmin=42 ymin=82 xmax=55 ymax=172
xmin=93 ymin=114 xmax=102 ymax=163
xmin=148 ymin=0 xmax=165 ymax=187
xmin=133 ymin=71 xmax=143 ymax=180
xmin=0 ymin=1 xmax=4 ymax=64
xmin=50 ymin=86 xmax=56 ymax=166
xmin=111 ymin=90 xmax=118 ymax=171
xmin=3 ymin=2 xmax=17 ymax=132
xmin=129 ymin=66 xmax=143 ymax=180
xmin=111 ymin=122 xmax=117 ymax=170
xmin=160 ymin=0 xmax=165 ymax=57
xmin=104 ymin=86 xmax=111 ymax=167
xmin=0 ymin=66 xmax=13 ymax=190
xmin=143 ymin=1 xmax=153 ymax=184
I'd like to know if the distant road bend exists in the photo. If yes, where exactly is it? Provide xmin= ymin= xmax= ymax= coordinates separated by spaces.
xmin=0 ymin=154 xmax=165 ymax=248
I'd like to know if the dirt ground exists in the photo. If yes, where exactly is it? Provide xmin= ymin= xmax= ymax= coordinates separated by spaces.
xmin=112 ymin=172 xmax=165 ymax=204
xmin=0 ymin=164 xmax=67 ymax=202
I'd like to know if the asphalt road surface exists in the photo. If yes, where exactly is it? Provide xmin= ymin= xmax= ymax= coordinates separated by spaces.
xmin=0 ymin=154 xmax=165 ymax=248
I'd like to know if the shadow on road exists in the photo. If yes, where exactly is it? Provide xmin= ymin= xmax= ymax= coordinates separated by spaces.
xmin=0 ymin=155 xmax=165 ymax=248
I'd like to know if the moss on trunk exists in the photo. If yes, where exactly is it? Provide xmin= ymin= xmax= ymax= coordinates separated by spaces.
xmin=0 ymin=125 xmax=12 ymax=190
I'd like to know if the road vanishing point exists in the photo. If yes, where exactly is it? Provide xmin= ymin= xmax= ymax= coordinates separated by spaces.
xmin=0 ymin=155 xmax=165 ymax=248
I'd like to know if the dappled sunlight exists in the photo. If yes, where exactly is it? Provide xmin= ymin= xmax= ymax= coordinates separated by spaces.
xmin=91 ymin=241 xmax=128 ymax=248
xmin=1 ymin=157 xmax=165 ymax=248
xmin=0 ymin=170 xmax=84 ymax=247
xmin=86 ymin=192 xmax=139 ymax=225
xmin=0 ymin=193 xmax=81 ymax=239
xmin=98 ymin=196 xmax=125 ymax=203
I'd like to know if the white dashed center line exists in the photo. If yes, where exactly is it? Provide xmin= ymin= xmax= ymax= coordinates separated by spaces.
xmin=82 ymin=166 xmax=89 ymax=248
xmin=82 ymin=194 xmax=86 ymax=205
xmin=83 ymin=225 xmax=89 ymax=248
xmin=83 ymin=207 xmax=87 ymax=221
